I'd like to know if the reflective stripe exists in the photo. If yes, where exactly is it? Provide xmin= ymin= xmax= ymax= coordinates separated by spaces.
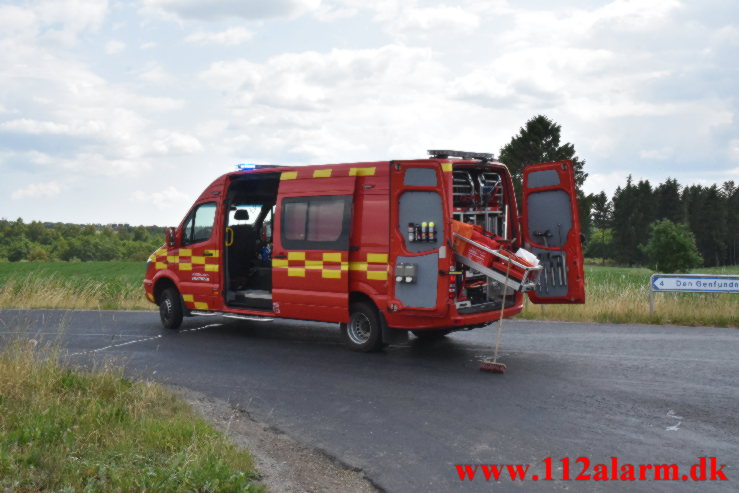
xmin=367 ymin=253 xmax=388 ymax=263
xmin=349 ymin=167 xmax=376 ymax=176
xmin=313 ymin=169 xmax=332 ymax=178
xmin=367 ymin=271 xmax=388 ymax=281
xmin=322 ymin=252 xmax=342 ymax=262
xmin=441 ymin=162 xmax=453 ymax=172
xmin=281 ymin=171 xmax=298 ymax=180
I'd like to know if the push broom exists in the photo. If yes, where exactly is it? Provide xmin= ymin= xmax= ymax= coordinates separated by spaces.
xmin=480 ymin=254 xmax=513 ymax=373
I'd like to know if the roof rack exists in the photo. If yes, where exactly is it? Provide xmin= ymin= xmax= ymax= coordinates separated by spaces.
xmin=427 ymin=150 xmax=494 ymax=161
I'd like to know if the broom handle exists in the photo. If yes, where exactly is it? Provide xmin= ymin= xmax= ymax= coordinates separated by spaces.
xmin=493 ymin=256 xmax=514 ymax=363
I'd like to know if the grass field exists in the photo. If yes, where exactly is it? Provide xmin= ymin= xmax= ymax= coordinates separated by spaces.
xmin=520 ymin=264 xmax=738 ymax=327
xmin=0 ymin=337 xmax=262 ymax=492
xmin=0 ymin=261 xmax=152 ymax=310
xmin=0 ymin=260 xmax=736 ymax=327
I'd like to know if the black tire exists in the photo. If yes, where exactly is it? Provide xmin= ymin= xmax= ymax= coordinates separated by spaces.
xmin=341 ymin=302 xmax=383 ymax=352
xmin=159 ymin=287 xmax=183 ymax=330
xmin=411 ymin=329 xmax=451 ymax=340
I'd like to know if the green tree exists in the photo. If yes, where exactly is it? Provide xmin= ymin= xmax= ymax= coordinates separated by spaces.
xmin=499 ymin=115 xmax=590 ymax=235
xmin=641 ymin=219 xmax=703 ymax=272
xmin=27 ymin=246 xmax=50 ymax=261
xmin=6 ymin=235 xmax=31 ymax=262
xmin=654 ymin=178 xmax=683 ymax=223
xmin=589 ymin=191 xmax=613 ymax=263
xmin=684 ymin=184 xmax=727 ymax=266
xmin=612 ymin=177 xmax=654 ymax=265
xmin=723 ymin=181 xmax=738 ymax=265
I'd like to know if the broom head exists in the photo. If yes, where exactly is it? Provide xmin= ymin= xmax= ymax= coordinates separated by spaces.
xmin=480 ymin=360 xmax=507 ymax=373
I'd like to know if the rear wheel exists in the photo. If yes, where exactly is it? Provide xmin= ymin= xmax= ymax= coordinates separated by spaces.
xmin=159 ymin=287 xmax=183 ymax=330
xmin=341 ymin=302 xmax=383 ymax=352
xmin=412 ymin=329 xmax=451 ymax=340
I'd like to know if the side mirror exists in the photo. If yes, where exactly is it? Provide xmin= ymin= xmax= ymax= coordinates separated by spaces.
xmin=166 ymin=227 xmax=177 ymax=247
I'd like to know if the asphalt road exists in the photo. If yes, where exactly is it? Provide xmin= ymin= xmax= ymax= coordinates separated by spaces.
xmin=1 ymin=309 xmax=737 ymax=492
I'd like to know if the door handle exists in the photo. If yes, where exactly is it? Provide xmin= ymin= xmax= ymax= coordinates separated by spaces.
xmin=273 ymin=253 xmax=287 ymax=259
xmin=204 ymin=251 xmax=215 ymax=257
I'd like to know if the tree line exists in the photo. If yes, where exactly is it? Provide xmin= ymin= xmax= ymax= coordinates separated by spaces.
xmin=587 ymin=177 xmax=738 ymax=268
xmin=0 ymin=219 xmax=165 ymax=262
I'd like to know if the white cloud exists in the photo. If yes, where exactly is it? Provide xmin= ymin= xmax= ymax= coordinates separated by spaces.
xmin=133 ymin=186 xmax=190 ymax=210
xmin=137 ymin=63 xmax=174 ymax=84
xmin=11 ymin=181 xmax=63 ymax=200
xmin=388 ymin=5 xmax=480 ymax=33
xmin=730 ymin=140 xmax=739 ymax=162
xmin=639 ymin=147 xmax=673 ymax=160
xmin=140 ymin=0 xmax=319 ymax=20
xmin=105 ymin=40 xmax=125 ymax=54
xmin=149 ymin=131 xmax=203 ymax=155
xmin=185 ymin=27 xmax=253 ymax=46
xmin=200 ymin=45 xmax=444 ymax=111
xmin=0 ymin=118 xmax=106 ymax=136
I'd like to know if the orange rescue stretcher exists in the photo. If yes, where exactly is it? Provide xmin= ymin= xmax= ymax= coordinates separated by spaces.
xmin=452 ymin=221 xmax=542 ymax=292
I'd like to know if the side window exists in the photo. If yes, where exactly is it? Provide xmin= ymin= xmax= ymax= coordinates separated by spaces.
xmin=182 ymin=202 xmax=217 ymax=245
xmin=281 ymin=195 xmax=351 ymax=250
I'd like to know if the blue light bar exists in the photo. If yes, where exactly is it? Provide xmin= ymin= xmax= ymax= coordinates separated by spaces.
xmin=236 ymin=163 xmax=256 ymax=171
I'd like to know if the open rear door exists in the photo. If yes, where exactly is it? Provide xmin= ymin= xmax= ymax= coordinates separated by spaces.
xmin=272 ymin=168 xmax=356 ymax=322
xmin=522 ymin=160 xmax=585 ymax=303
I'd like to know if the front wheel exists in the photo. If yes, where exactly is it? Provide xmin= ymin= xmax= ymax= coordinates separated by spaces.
xmin=159 ymin=287 xmax=183 ymax=330
xmin=340 ymin=302 xmax=383 ymax=352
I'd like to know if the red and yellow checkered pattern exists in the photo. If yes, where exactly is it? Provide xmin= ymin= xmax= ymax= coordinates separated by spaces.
xmin=149 ymin=247 xmax=220 ymax=311
xmin=150 ymin=248 xmax=220 ymax=272
xmin=272 ymin=251 xmax=348 ymax=279
xmin=272 ymin=251 xmax=388 ymax=281
xmin=349 ymin=253 xmax=389 ymax=281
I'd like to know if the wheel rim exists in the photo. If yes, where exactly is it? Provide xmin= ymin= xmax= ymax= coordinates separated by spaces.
xmin=347 ymin=312 xmax=372 ymax=345
xmin=160 ymin=296 xmax=173 ymax=323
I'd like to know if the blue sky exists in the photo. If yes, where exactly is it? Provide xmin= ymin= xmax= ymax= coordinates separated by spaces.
xmin=1 ymin=0 xmax=737 ymax=226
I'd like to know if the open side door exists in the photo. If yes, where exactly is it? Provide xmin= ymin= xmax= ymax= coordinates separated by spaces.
xmin=522 ymin=160 xmax=585 ymax=304
xmin=272 ymin=168 xmax=356 ymax=322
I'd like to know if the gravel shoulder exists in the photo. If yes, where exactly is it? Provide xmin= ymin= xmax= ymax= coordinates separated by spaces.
xmin=175 ymin=386 xmax=380 ymax=493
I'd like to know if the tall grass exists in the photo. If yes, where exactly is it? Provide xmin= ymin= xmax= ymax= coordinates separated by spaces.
xmin=0 ymin=262 xmax=153 ymax=310
xmin=520 ymin=265 xmax=738 ymax=327
xmin=0 ymin=337 xmax=262 ymax=492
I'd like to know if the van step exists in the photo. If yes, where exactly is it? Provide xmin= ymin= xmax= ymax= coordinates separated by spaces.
xmin=190 ymin=311 xmax=274 ymax=322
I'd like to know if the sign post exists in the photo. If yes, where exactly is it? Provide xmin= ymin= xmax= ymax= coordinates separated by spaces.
xmin=649 ymin=273 xmax=739 ymax=314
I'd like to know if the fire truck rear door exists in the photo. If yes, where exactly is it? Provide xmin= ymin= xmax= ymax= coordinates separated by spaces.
xmin=389 ymin=162 xmax=448 ymax=314
xmin=522 ymin=160 xmax=585 ymax=303
xmin=272 ymin=168 xmax=356 ymax=322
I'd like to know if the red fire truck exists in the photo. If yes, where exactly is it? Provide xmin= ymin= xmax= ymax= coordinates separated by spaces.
xmin=143 ymin=150 xmax=584 ymax=351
